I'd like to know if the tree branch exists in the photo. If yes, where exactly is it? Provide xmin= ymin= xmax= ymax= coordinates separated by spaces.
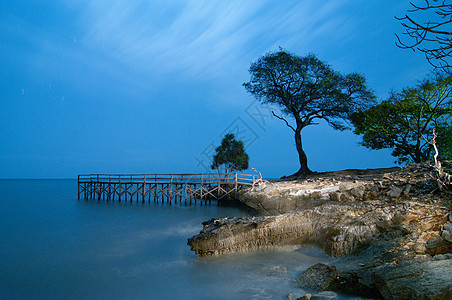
xmin=396 ymin=1 xmax=452 ymax=73
xmin=272 ymin=111 xmax=296 ymax=132
xmin=422 ymin=128 xmax=452 ymax=190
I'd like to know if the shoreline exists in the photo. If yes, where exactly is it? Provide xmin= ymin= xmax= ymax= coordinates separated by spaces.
xmin=188 ymin=162 xmax=452 ymax=299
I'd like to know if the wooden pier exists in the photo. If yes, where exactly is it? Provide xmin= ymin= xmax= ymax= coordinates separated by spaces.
xmin=78 ymin=173 xmax=257 ymax=204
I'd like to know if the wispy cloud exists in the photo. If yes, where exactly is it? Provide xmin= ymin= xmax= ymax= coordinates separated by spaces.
xmin=1 ymin=0 xmax=359 ymax=102
xmin=72 ymin=0 xmax=352 ymax=80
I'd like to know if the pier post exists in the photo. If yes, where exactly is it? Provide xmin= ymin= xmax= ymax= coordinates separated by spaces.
xmin=77 ymin=175 xmax=80 ymax=200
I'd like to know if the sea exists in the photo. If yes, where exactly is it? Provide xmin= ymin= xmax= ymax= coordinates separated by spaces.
xmin=0 ymin=179 xmax=339 ymax=300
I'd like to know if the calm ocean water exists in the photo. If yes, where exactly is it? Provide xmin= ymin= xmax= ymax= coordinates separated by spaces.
xmin=0 ymin=180 xmax=337 ymax=299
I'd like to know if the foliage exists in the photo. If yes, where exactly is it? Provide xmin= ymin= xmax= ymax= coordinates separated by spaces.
xmin=211 ymin=133 xmax=249 ymax=175
xmin=351 ymin=73 xmax=452 ymax=164
xmin=396 ymin=0 xmax=452 ymax=74
xmin=436 ymin=122 xmax=452 ymax=159
xmin=243 ymin=49 xmax=375 ymax=175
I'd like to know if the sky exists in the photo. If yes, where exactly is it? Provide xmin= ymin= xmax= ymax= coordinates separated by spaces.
xmin=0 ymin=0 xmax=434 ymax=179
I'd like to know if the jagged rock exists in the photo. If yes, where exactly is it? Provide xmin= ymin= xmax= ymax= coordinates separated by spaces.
xmin=371 ymin=258 xmax=452 ymax=299
xmin=442 ymin=223 xmax=452 ymax=243
xmin=296 ymin=294 xmax=311 ymax=300
xmin=292 ymin=263 xmax=338 ymax=291
xmin=350 ymin=186 xmax=364 ymax=200
xmin=188 ymin=203 xmax=385 ymax=257
xmin=387 ymin=185 xmax=402 ymax=198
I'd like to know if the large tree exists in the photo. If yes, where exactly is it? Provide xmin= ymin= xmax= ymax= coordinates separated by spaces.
xmin=243 ymin=50 xmax=375 ymax=176
xmin=396 ymin=0 xmax=452 ymax=74
xmin=211 ymin=133 xmax=249 ymax=175
xmin=351 ymin=73 xmax=452 ymax=164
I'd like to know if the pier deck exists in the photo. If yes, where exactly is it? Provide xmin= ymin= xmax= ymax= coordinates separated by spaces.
xmin=78 ymin=173 xmax=257 ymax=204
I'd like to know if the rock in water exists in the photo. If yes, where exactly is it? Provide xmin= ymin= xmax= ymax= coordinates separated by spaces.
xmin=292 ymin=263 xmax=338 ymax=291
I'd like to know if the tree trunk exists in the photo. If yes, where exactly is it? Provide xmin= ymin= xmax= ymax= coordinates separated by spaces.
xmin=414 ymin=138 xmax=422 ymax=163
xmin=293 ymin=129 xmax=312 ymax=176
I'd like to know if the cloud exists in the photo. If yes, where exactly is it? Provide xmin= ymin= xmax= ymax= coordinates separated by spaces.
xmin=75 ymin=1 xmax=258 ymax=78
xmin=72 ymin=0 xmax=353 ymax=80
xmin=1 ymin=0 xmax=361 ymax=103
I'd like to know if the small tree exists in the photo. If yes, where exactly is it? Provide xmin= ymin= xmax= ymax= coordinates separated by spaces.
xmin=211 ymin=133 xmax=249 ymax=175
xmin=351 ymin=73 xmax=452 ymax=164
xmin=243 ymin=49 xmax=375 ymax=176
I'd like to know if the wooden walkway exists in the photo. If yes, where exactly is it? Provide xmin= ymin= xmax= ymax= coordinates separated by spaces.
xmin=78 ymin=173 xmax=257 ymax=204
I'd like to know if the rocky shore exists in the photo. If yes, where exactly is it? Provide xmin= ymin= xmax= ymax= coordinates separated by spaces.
xmin=188 ymin=162 xmax=452 ymax=299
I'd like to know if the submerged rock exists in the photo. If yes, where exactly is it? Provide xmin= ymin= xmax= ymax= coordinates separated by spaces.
xmin=265 ymin=266 xmax=288 ymax=276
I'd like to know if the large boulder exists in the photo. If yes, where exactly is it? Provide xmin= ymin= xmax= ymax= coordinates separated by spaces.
xmin=371 ymin=256 xmax=452 ymax=299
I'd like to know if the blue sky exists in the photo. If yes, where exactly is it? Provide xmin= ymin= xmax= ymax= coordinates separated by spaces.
xmin=1 ymin=1 xmax=433 ymax=179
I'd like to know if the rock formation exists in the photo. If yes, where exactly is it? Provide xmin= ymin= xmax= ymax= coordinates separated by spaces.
xmin=188 ymin=202 xmax=403 ymax=257
xmin=187 ymin=162 xmax=452 ymax=299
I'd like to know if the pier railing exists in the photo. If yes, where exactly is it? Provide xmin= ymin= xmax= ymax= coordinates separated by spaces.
xmin=78 ymin=173 xmax=257 ymax=204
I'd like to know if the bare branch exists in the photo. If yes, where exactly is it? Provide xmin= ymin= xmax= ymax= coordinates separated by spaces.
xmin=396 ymin=1 xmax=452 ymax=73
xmin=422 ymin=128 xmax=452 ymax=190
xmin=272 ymin=111 xmax=296 ymax=132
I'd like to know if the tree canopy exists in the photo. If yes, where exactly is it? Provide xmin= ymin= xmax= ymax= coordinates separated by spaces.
xmin=243 ymin=49 xmax=375 ymax=176
xmin=211 ymin=133 xmax=249 ymax=175
xmin=351 ymin=73 xmax=452 ymax=164
xmin=396 ymin=0 xmax=452 ymax=74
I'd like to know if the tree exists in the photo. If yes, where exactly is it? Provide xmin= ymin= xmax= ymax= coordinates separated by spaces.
xmin=243 ymin=49 xmax=375 ymax=176
xmin=211 ymin=133 xmax=249 ymax=175
xmin=396 ymin=0 xmax=452 ymax=74
xmin=351 ymin=73 xmax=452 ymax=164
